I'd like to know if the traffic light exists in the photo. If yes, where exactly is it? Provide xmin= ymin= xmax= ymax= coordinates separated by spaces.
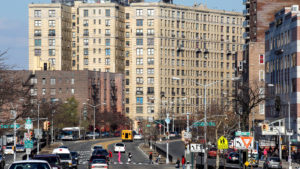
xmin=43 ymin=121 xmax=50 ymax=131
xmin=29 ymin=131 xmax=33 ymax=140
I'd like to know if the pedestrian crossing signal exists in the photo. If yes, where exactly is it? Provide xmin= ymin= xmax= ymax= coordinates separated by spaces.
xmin=262 ymin=124 xmax=268 ymax=131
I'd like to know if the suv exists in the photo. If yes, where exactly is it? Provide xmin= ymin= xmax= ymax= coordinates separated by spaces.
xmin=52 ymin=148 xmax=73 ymax=168
xmin=33 ymin=154 xmax=64 ymax=169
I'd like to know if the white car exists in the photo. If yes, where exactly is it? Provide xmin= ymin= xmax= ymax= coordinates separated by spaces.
xmin=4 ymin=146 xmax=14 ymax=155
xmin=114 ymin=143 xmax=125 ymax=153
xmin=8 ymin=160 xmax=51 ymax=169
xmin=90 ymin=159 xmax=108 ymax=169
xmin=133 ymin=134 xmax=143 ymax=140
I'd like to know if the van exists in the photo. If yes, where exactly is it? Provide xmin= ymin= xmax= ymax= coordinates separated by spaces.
xmin=121 ymin=130 xmax=133 ymax=142
xmin=52 ymin=148 xmax=73 ymax=168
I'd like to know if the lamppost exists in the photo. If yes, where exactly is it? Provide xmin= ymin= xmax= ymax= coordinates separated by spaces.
xmin=83 ymin=102 xmax=106 ymax=140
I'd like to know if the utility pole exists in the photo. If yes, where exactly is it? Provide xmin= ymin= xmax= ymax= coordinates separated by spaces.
xmin=93 ymin=106 xmax=96 ymax=140
xmin=172 ymin=114 xmax=175 ymax=132
xmin=12 ymin=110 xmax=16 ymax=162
xmin=288 ymin=101 xmax=292 ymax=169
xmin=204 ymin=85 xmax=208 ymax=169
xmin=37 ymin=103 xmax=40 ymax=154
xmin=166 ymin=113 xmax=170 ymax=164
xmin=51 ymin=110 xmax=55 ymax=144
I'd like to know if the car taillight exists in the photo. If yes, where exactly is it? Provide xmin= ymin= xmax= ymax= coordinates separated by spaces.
xmin=104 ymin=166 xmax=108 ymax=168
xmin=229 ymin=157 xmax=231 ymax=160
xmin=91 ymin=166 xmax=95 ymax=168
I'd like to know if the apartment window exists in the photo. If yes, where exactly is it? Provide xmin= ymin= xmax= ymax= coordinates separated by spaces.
xmin=34 ymin=20 xmax=41 ymax=27
xmin=42 ymin=88 xmax=46 ymax=95
xmin=34 ymin=49 xmax=41 ymax=56
xmin=84 ymin=58 xmax=88 ymax=65
xmin=30 ymin=89 xmax=37 ymax=96
xmin=71 ymin=78 xmax=74 ymax=85
xmin=126 ymin=32 xmax=130 ymax=38
xmin=136 ymin=48 xmax=143 ymax=56
xmin=147 ymin=58 xmax=154 ymax=65
xmin=105 ymin=58 xmax=110 ymax=65
xmin=34 ymin=10 xmax=41 ymax=17
xmin=49 ymin=29 xmax=55 ymax=36
xmin=83 ymin=20 xmax=89 ymax=26
xmin=137 ymin=39 xmax=143 ymax=45
xmin=126 ymin=41 xmax=130 ymax=47
xmin=147 ymin=106 xmax=154 ymax=114
xmin=35 ymin=39 xmax=41 ymax=46
xmin=147 ymin=87 xmax=154 ymax=94
xmin=259 ymin=54 xmax=264 ymax=64
xmin=50 ymin=78 xmax=56 ymax=85
xmin=49 ymin=49 xmax=55 ymax=56
xmin=147 ymin=19 xmax=154 ymax=26
xmin=147 ymin=29 xmax=154 ymax=35
xmin=105 ymin=9 xmax=110 ymax=17
xmin=136 ymin=58 xmax=143 ymax=65
xmin=50 ymin=88 xmax=56 ymax=95
xmin=83 ymin=39 xmax=89 ymax=46
xmin=147 ymin=77 xmax=154 ymax=84
xmin=105 ymin=19 xmax=111 ymax=26
xmin=84 ymin=10 xmax=89 ymax=17
xmin=105 ymin=39 xmax=110 ymax=46
xmin=259 ymin=70 xmax=265 ymax=81
xmin=147 ymin=68 xmax=154 ymax=75
xmin=49 ymin=39 xmax=55 ymax=46
xmin=105 ymin=48 xmax=111 ymax=56
xmin=136 ymin=29 xmax=143 ymax=36
xmin=136 ymin=77 xmax=143 ymax=84
xmin=105 ymin=29 xmax=111 ymax=36
xmin=126 ymin=22 xmax=130 ymax=29
xmin=259 ymin=104 xmax=265 ymax=114
xmin=147 ymin=9 xmax=154 ymax=16
xmin=136 ymin=68 xmax=143 ymax=74
xmin=83 ymin=48 xmax=89 ymax=56
xmin=34 ymin=30 xmax=41 ymax=36
xmin=147 ymin=48 xmax=154 ymax=55
xmin=126 ymin=13 xmax=130 ymax=19
xmin=71 ymin=88 xmax=75 ymax=94
xmin=42 ymin=78 xmax=46 ymax=85
xmin=147 ymin=38 xmax=154 ymax=46
xmin=136 ymin=107 xmax=143 ymax=113
xmin=49 ymin=10 xmax=55 ymax=17
xmin=136 ymin=97 xmax=143 ymax=104
xmin=49 ymin=20 xmax=55 ymax=27
xmin=136 ymin=19 xmax=143 ymax=26
xmin=136 ymin=9 xmax=143 ymax=16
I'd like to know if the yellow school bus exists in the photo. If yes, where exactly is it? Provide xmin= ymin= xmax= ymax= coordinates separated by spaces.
xmin=121 ymin=130 xmax=133 ymax=142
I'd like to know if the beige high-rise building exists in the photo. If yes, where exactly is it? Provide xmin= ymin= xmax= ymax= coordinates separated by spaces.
xmin=28 ymin=1 xmax=244 ymax=124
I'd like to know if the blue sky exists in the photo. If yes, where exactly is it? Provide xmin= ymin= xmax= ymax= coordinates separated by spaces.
xmin=0 ymin=0 xmax=243 ymax=70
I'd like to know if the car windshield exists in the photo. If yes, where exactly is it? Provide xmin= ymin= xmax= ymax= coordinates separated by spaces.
xmin=270 ymin=157 xmax=280 ymax=162
xmin=57 ymin=154 xmax=71 ymax=160
xmin=92 ymin=159 xmax=106 ymax=164
xmin=231 ymin=153 xmax=239 ymax=157
xmin=6 ymin=147 xmax=12 ymax=149
xmin=93 ymin=150 xmax=108 ymax=155
xmin=94 ymin=146 xmax=102 ymax=149
xmin=9 ymin=163 xmax=50 ymax=169
xmin=210 ymin=148 xmax=217 ymax=151
xmin=34 ymin=157 xmax=59 ymax=165
xmin=116 ymin=143 xmax=124 ymax=146
xmin=16 ymin=145 xmax=24 ymax=147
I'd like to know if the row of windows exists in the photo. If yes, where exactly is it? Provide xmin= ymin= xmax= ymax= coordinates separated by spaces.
xmin=34 ymin=20 xmax=56 ymax=27
xmin=34 ymin=39 xmax=56 ymax=47
xmin=268 ymin=30 xmax=291 ymax=50
xmin=83 ymin=58 xmax=111 ymax=65
xmin=83 ymin=48 xmax=111 ymax=56
xmin=34 ymin=10 xmax=56 ymax=18
xmin=266 ymin=53 xmax=297 ymax=73
xmin=83 ymin=38 xmax=111 ymax=46
xmin=30 ymin=88 xmax=75 ymax=96
xmin=31 ymin=78 xmax=75 ymax=85
xmin=34 ymin=29 xmax=55 ymax=37
xmin=82 ymin=29 xmax=111 ymax=36
xmin=82 ymin=19 xmax=111 ymax=26
xmin=34 ymin=49 xmax=56 ymax=57
xmin=83 ymin=9 xmax=111 ymax=17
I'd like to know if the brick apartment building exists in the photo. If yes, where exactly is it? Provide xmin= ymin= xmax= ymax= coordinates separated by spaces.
xmin=265 ymin=5 xmax=300 ymax=142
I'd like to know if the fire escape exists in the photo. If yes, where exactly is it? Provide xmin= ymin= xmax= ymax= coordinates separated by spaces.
xmin=110 ymin=79 xmax=117 ymax=114
xmin=22 ymin=72 xmax=35 ymax=95
xmin=91 ymin=78 xmax=100 ymax=105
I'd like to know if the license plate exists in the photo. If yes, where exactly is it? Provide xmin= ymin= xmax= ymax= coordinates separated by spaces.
xmin=272 ymin=165 xmax=277 ymax=168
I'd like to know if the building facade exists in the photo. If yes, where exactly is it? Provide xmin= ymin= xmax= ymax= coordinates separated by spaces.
xmin=265 ymin=5 xmax=300 ymax=142
xmin=28 ymin=1 xmax=244 ymax=123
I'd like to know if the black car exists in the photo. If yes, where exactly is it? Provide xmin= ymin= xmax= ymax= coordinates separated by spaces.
xmin=0 ymin=154 xmax=5 ymax=169
xmin=92 ymin=149 xmax=108 ymax=156
xmin=71 ymin=152 xmax=79 ymax=166
xmin=227 ymin=152 xmax=239 ymax=163
xmin=32 ymin=154 xmax=64 ymax=169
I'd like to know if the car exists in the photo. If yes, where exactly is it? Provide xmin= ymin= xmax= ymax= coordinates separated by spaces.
xmin=92 ymin=149 xmax=109 ymax=160
xmin=0 ymin=154 xmax=6 ymax=169
xmin=8 ymin=160 xmax=52 ymax=169
xmin=71 ymin=152 xmax=79 ymax=166
xmin=227 ymin=152 xmax=239 ymax=163
xmin=86 ymin=132 xmax=100 ymax=139
xmin=169 ymin=132 xmax=176 ymax=138
xmin=58 ymin=145 xmax=69 ymax=149
xmin=91 ymin=145 xmax=103 ymax=152
xmin=101 ymin=132 xmax=110 ymax=137
xmin=208 ymin=147 xmax=217 ymax=158
xmin=89 ymin=159 xmax=108 ymax=169
xmin=263 ymin=157 xmax=282 ymax=169
xmin=52 ymin=148 xmax=73 ymax=168
xmin=133 ymin=134 xmax=143 ymax=140
xmin=114 ymin=143 xmax=125 ymax=153
xmin=224 ymin=148 xmax=235 ymax=158
xmin=113 ymin=131 xmax=120 ymax=137
xmin=15 ymin=144 xmax=25 ymax=152
xmin=32 ymin=154 xmax=64 ymax=169
xmin=4 ymin=146 xmax=14 ymax=155
xmin=88 ymin=155 xmax=107 ymax=169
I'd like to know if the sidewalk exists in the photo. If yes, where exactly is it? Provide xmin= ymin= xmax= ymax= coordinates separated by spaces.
xmin=259 ymin=159 xmax=299 ymax=169
xmin=139 ymin=143 xmax=168 ymax=164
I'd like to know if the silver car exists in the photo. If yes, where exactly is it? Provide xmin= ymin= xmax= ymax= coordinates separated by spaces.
xmin=263 ymin=157 xmax=282 ymax=169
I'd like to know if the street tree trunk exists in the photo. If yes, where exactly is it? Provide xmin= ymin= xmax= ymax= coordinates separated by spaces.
xmin=215 ymin=121 xmax=222 ymax=169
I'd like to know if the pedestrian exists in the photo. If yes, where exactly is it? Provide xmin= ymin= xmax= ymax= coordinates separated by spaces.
xmin=118 ymin=150 xmax=121 ymax=163
xmin=175 ymin=158 xmax=180 ymax=168
xmin=128 ymin=152 xmax=132 ymax=163
xmin=263 ymin=148 xmax=267 ymax=160
xmin=109 ymin=150 xmax=113 ymax=161
xmin=155 ymin=154 xmax=161 ymax=164
xmin=181 ymin=155 xmax=186 ymax=169
xmin=149 ymin=152 xmax=153 ymax=164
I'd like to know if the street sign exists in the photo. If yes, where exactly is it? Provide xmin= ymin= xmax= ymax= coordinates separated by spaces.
xmin=34 ymin=129 xmax=42 ymax=139
xmin=234 ymin=137 xmax=254 ymax=149
xmin=193 ymin=122 xmax=216 ymax=127
xmin=235 ymin=131 xmax=250 ymax=136
xmin=26 ymin=148 xmax=31 ymax=155
xmin=244 ymin=161 xmax=249 ymax=167
xmin=165 ymin=118 xmax=170 ymax=124
xmin=217 ymin=136 xmax=228 ymax=149
xmin=190 ymin=144 xmax=205 ymax=153
xmin=183 ymin=132 xmax=192 ymax=139
xmin=241 ymin=137 xmax=253 ymax=149
xmin=25 ymin=118 xmax=33 ymax=130
xmin=0 ymin=124 xmax=20 ymax=129
xmin=146 ymin=124 xmax=151 ymax=127
xmin=24 ymin=140 xmax=33 ymax=149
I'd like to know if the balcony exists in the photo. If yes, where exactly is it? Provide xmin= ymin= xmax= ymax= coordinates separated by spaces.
xmin=34 ymin=33 xmax=41 ymax=37
xmin=243 ymin=20 xmax=250 ymax=28
xmin=243 ymin=9 xmax=250 ymax=17
xmin=243 ymin=32 xmax=250 ymax=39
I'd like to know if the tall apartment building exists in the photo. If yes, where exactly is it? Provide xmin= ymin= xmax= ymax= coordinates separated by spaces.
xmin=241 ymin=0 xmax=300 ymax=125
xmin=28 ymin=1 xmax=244 ymax=123
xmin=265 ymin=5 xmax=300 ymax=142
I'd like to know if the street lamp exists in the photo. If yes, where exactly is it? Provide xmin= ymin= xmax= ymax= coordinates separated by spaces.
xmin=83 ymin=102 xmax=106 ymax=140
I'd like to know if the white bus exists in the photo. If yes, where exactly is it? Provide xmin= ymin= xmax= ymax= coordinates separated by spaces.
xmin=61 ymin=127 xmax=85 ymax=141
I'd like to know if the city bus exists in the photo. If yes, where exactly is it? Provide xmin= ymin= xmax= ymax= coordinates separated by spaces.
xmin=121 ymin=130 xmax=133 ymax=142
xmin=61 ymin=127 xmax=85 ymax=141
